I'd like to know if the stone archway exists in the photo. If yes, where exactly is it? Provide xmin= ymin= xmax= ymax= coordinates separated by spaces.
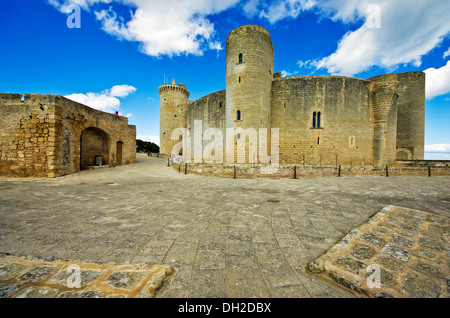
xmin=80 ymin=127 xmax=110 ymax=169
xmin=396 ymin=148 xmax=413 ymax=160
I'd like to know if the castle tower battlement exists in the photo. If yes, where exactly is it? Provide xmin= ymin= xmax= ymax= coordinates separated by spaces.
xmin=159 ymin=79 xmax=190 ymax=155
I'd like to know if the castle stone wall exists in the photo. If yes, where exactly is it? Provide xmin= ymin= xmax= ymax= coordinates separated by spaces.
xmin=0 ymin=93 xmax=136 ymax=178
xmin=271 ymin=76 xmax=374 ymax=166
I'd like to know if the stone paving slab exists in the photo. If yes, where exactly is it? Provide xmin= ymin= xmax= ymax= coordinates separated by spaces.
xmin=308 ymin=206 xmax=449 ymax=298
xmin=0 ymin=254 xmax=174 ymax=298
xmin=1 ymin=157 xmax=449 ymax=298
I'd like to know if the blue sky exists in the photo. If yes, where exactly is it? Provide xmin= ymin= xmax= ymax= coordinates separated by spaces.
xmin=1 ymin=0 xmax=449 ymax=159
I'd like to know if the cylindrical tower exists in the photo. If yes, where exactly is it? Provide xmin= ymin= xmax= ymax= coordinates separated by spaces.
xmin=225 ymin=25 xmax=274 ymax=164
xmin=159 ymin=79 xmax=190 ymax=156
xmin=370 ymin=74 xmax=398 ymax=168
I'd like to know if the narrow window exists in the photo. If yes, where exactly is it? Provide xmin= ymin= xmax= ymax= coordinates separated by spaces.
xmin=219 ymin=102 xmax=222 ymax=108
xmin=317 ymin=137 xmax=320 ymax=145
xmin=239 ymin=54 xmax=243 ymax=63
xmin=237 ymin=133 xmax=241 ymax=139
xmin=237 ymin=110 xmax=241 ymax=121
xmin=239 ymin=76 xmax=241 ymax=83
xmin=312 ymin=112 xmax=317 ymax=128
xmin=317 ymin=112 xmax=321 ymax=128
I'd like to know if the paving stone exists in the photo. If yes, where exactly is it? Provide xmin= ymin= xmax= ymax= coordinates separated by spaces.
xmin=48 ymin=269 xmax=105 ymax=288
xmin=336 ymin=230 xmax=360 ymax=247
xmin=58 ymin=290 xmax=102 ymax=298
xmin=419 ymin=237 xmax=445 ymax=251
xmin=17 ymin=266 xmax=59 ymax=283
xmin=390 ymin=235 xmax=414 ymax=248
xmin=359 ymin=233 xmax=384 ymax=247
xmin=332 ymin=256 xmax=367 ymax=274
xmin=0 ymin=263 xmax=30 ymax=281
xmin=0 ymin=284 xmax=22 ymax=298
xmin=352 ymin=245 xmax=375 ymax=260
xmin=328 ymin=271 xmax=368 ymax=296
xmin=375 ymin=256 xmax=405 ymax=271
xmin=402 ymin=274 xmax=442 ymax=298
xmin=415 ymin=263 xmax=440 ymax=276
xmin=14 ymin=286 xmax=58 ymax=298
xmin=103 ymin=271 xmax=149 ymax=290
xmin=416 ymin=249 xmax=440 ymax=264
xmin=427 ymin=215 xmax=447 ymax=226
xmin=381 ymin=244 xmax=410 ymax=262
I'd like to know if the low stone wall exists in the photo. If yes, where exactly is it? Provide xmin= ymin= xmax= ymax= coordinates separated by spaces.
xmin=169 ymin=162 xmax=450 ymax=178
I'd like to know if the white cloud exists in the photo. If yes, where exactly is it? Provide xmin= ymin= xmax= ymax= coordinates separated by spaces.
xmin=313 ymin=0 xmax=450 ymax=76
xmin=424 ymin=61 xmax=450 ymax=100
xmin=425 ymin=144 xmax=450 ymax=153
xmin=137 ymin=135 xmax=160 ymax=146
xmin=109 ymin=84 xmax=136 ymax=97
xmin=424 ymin=153 xmax=450 ymax=160
xmin=281 ymin=70 xmax=298 ymax=77
xmin=49 ymin=0 xmax=239 ymax=57
xmin=65 ymin=84 xmax=136 ymax=113
xmin=257 ymin=0 xmax=317 ymax=24
xmin=444 ymin=47 xmax=450 ymax=59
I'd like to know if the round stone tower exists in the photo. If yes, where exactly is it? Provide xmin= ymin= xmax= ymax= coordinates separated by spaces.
xmin=225 ymin=25 xmax=274 ymax=163
xmin=159 ymin=79 xmax=190 ymax=155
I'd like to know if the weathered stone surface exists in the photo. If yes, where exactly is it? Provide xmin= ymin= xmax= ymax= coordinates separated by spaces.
xmin=49 ymin=269 xmax=104 ymax=288
xmin=0 ymin=263 xmax=30 ymax=281
xmin=0 ymin=284 xmax=21 ymax=298
xmin=391 ymin=235 xmax=414 ymax=248
xmin=14 ymin=286 xmax=58 ymax=298
xmin=415 ymin=263 xmax=439 ymax=276
xmin=352 ymin=245 xmax=376 ymax=260
xmin=381 ymin=244 xmax=410 ymax=262
xmin=58 ymin=290 xmax=102 ymax=298
xmin=419 ymin=237 xmax=444 ymax=251
xmin=308 ymin=254 xmax=328 ymax=274
xmin=18 ymin=267 xmax=59 ymax=283
xmin=359 ymin=233 xmax=384 ymax=247
xmin=103 ymin=271 xmax=149 ymax=290
xmin=416 ymin=249 xmax=440 ymax=264
xmin=402 ymin=274 xmax=442 ymax=298
xmin=375 ymin=256 xmax=405 ymax=271
xmin=328 ymin=271 xmax=368 ymax=296
xmin=332 ymin=256 xmax=367 ymax=274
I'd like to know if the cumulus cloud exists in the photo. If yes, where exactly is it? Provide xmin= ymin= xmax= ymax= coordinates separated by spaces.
xmin=313 ymin=0 xmax=450 ymax=76
xmin=65 ymin=84 xmax=136 ymax=113
xmin=424 ymin=61 xmax=450 ymax=100
xmin=48 ymin=0 xmax=239 ymax=57
xmin=425 ymin=144 xmax=450 ymax=153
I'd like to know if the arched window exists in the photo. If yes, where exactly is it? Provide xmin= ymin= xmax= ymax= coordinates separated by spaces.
xmin=312 ymin=112 xmax=322 ymax=128
xmin=237 ymin=110 xmax=241 ymax=121
xmin=239 ymin=53 xmax=243 ymax=63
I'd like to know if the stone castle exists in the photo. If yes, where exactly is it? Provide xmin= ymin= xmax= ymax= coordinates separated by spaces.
xmin=159 ymin=25 xmax=425 ymax=168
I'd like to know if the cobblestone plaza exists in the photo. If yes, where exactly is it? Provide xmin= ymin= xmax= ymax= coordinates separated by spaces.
xmin=0 ymin=157 xmax=448 ymax=298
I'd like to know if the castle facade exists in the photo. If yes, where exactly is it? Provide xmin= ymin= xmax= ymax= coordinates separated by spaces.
xmin=159 ymin=25 xmax=425 ymax=168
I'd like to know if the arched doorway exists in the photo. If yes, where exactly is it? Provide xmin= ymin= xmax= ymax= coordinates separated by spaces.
xmin=80 ymin=127 xmax=110 ymax=170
